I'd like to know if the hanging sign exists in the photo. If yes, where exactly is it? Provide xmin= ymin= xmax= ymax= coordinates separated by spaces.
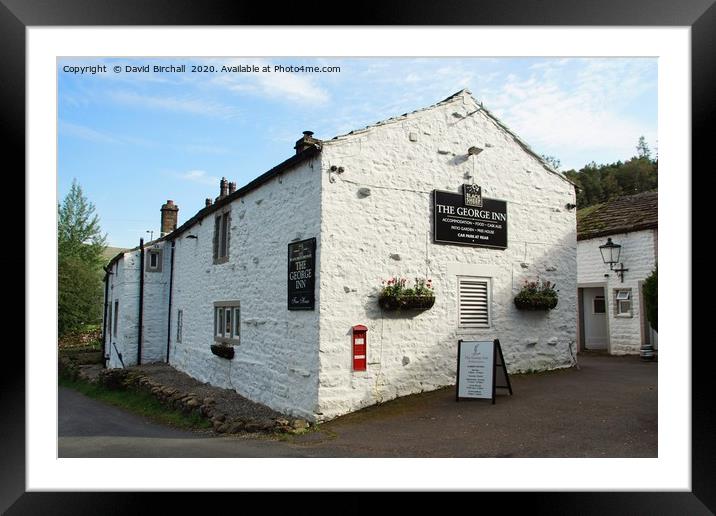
xmin=433 ymin=188 xmax=508 ymax=249
xmin=287 ymin=237 xmax=316 ymax=310
xmin=456 ymin=339 xmax=513 ymax=403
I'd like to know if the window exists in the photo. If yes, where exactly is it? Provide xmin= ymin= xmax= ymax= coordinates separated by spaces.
xmin=214 ymin=301 xmax=240 ymax=343
xmin=113 ymin=300 xmax=119 ymax=337
xmin=458 ymin=276 xmax=491 ymax=329
xmin=176 ymin=309 xmax=183 ymax=343
xmin=107 ymin=302 xmax=112 ymax=340
xmin=614 ymin=289 xmax=632 ymax=317
xmin=213 ymin=211 xmax=231 ymax=263
xmin=593 ymin=295 xmax=606 ymax=314
xmin=146 ymin=249 xmax=163 ymax=272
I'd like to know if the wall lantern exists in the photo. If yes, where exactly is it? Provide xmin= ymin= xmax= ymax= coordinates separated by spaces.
xmin=599 ymin=237 xmax=629 ymax=282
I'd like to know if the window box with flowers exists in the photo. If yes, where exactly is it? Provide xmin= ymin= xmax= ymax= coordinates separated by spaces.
xmin=514 ymin=279 xmax=559 ymax=311
xmin=378 ymin=277 xmax=435 ymax=311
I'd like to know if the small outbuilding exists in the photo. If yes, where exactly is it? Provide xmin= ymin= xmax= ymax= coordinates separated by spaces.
xmin=103 ymin=90 xmax=579 ymax=421
xmin=576 ymin=191 xmax=658 ymax=355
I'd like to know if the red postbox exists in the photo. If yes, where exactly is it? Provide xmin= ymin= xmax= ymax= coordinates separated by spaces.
xmin=352 ymin=325 xmax=368 ymax=371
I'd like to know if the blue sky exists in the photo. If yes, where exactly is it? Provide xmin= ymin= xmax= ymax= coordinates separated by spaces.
xmin=58 ymin=57 xmax=657 ymax=248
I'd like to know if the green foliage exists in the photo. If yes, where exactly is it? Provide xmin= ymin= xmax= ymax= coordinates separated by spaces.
xmin=514 ymin=279 xmax=559 ymax=310
xmin=58 ymin=179 xmax=107 ymax=336
xmin=380 ymin=277 xmax=434 ymax=299
xmin=562 ymin=136 xmax=658 ymax=208
xmin=642 ymin=267 xmax=657 ymax=331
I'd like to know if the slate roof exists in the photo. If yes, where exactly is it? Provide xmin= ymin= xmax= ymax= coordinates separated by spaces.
xmin=577 ymin=191 xmax=658 ymax=241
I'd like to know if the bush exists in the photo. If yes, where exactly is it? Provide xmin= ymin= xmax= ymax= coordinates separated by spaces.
xmin=643 ymin=267 xmax=657 ymax=331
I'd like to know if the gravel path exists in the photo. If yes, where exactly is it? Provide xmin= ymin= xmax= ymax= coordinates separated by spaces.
xmin=133 ymin=363 xmax=288 ymax=425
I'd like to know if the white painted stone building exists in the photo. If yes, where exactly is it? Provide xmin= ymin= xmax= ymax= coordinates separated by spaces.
xmin=576 ymin=191 xmax=658 ymax=355
xmin=103 ymin=90 xmax=578 ymax=422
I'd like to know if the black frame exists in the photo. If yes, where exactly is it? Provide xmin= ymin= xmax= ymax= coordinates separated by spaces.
xmin=433 ymin=189 xmax=509 ymax=249
xmin=8 ymin=0 xmax=708 ymax=512
xmin=287 ymin=237 xmax=316 ymax=311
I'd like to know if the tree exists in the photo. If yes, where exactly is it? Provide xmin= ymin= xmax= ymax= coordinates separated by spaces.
xmin=58 ymin=179 xmax=107 ymax=336
xmin=636 ymin=136 xmax=651 ymax=160
xmin=642 ymin=267 xmax=657 ymax=331
xmin=541 ymin=154 xmax=561 ymax=171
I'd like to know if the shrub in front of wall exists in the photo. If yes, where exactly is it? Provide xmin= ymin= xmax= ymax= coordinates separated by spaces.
xmin=642 ymin=267 xmax=657 ymax=331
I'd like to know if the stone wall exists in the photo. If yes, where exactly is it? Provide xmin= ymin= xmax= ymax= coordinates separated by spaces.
xmin=577 ymin=229 xmax=657 ymax=354
xmin=168 ymin=157 xmax=322 ymax=420
xmin=316 ymin=91 xmax=578 ymax=421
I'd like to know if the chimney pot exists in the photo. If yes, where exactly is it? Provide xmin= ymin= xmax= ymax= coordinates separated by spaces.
xmin=205 ymin=198 xmax=213 ymax=207
xmin=294 ymin=130 xmax=320 ymax=155
xmin=228 ymin=181 xmax=236 ymax=194
xmin=219 ymin=177 xmax=229 ymax=198
xmin=160 ymin=199 xmax=179 ymax=237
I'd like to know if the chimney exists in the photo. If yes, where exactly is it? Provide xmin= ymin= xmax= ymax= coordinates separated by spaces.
xmin=294 ymin=130 xmax=320 ymax=154
xmin=228 ymin=181 xmax=236 ymax=194
xmin=205 ymin=198 xmax=213 ymax=207
xmin=160 ymin=200 xmax=179 ymax=237
xmin=219 ymin=177 xmax=229 ymax=198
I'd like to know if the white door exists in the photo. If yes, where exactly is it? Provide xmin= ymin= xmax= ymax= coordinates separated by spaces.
xmin=582 ymin=287 xmax=608 ymax=350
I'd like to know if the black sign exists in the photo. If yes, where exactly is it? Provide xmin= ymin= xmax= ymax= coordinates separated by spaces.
xmin=456 ymin=339 xmax=513 ymax=403
xmin=434 ymin=189 xmax=508 ymax=248
xmin=288 ymin=238 xmax=316 ymax=310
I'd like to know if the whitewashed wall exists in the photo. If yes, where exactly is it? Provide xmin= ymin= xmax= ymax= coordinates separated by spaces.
xmin=577 ymin=229 xmax=657 ymax=354
xmin=104 ymin=241 xmax=172 ymax=368
xmin=168 ymin=158 xmax=322 ymax=420
xmin=316 ymin=91 xmax=578 ymax=421
xmin=105 ymin=251 xmax=139 ymax=368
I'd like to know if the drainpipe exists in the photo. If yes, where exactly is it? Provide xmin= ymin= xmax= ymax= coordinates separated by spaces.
xmin=101 ymin=266 xmax=111 ymax=368
xmin=137 ymin=238 xmax=144 ymax=365
xmin=166 ymin=240 xmax=175 ymax=363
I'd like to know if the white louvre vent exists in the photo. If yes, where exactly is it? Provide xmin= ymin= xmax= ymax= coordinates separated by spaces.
xmin=458 ymin=277 xmax=490 ymax=328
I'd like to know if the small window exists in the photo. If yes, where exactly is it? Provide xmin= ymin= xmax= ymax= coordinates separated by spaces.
xmin=234 ymin=307 xmax=240 ymax=339
xmin=458 ymin=276 xmax=491 ymax=329
xmin=615 ymin=289 xmax=633 ymax=317
xmin=113 ymin=300 xmax=119 ymax=337
xmin=593 ymin=296 xmax=606 ymax=314
xmin=176 ymin=309 xmax=183 ymax=343
xmin=214 ymin=302 xmax=240 ymax=343
xmin=146 ymin=249 xmax=163 ymax=272
xmin=213 ymin=211 xmax=231 ymax=263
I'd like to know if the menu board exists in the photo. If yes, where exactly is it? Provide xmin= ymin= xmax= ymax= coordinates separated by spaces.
xmin=456 ymin=339 xmax=513 ymax=403
xmin=457 ymin=340 xmax=495 ymax=400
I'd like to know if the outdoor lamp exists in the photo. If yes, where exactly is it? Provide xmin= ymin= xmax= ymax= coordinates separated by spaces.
xmin=599 ymin=237 xmax=628 ymax=282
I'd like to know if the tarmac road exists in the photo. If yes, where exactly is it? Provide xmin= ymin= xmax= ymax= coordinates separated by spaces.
xmin=59 ymin=353 xmax=657 ymax=458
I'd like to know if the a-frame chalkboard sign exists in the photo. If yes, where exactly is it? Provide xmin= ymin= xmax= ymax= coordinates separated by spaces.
xmin=456 ymin=339 xmax=513 ymax=403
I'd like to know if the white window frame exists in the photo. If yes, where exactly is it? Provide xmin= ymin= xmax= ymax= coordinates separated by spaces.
xmin=614 ymin=289 xmax=633 ymax=317
xmin=213 ymin=210 xmax=231 ymax=264
xmin=214 ymin=301 xmax=240 ymax=344
xmin=457 ymin=275 xmax=492 ymax=330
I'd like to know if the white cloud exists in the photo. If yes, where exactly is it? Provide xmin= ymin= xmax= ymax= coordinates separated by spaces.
xmin=209 ymin=58 xmax=330 ymax=105
xmin=178 ymin=170 xmax=220 ymax=186
xmin=59 ymin=121 xmax=120 ymax=144
xmin=482 ymin=58 xmax=657 ymax=166
xmin=108 ymin=90 xmax=241 ymax=119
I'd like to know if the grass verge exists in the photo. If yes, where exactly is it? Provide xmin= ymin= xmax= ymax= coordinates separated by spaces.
xmin=59 ymin=373 xmax=212 ymax=431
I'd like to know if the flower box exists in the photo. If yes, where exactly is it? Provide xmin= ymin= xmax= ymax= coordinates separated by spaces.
xmin=513 ymin=296 xmax=558 ymax=311
xmin=379 ymin=295 xmax=436 ymax=311
xmin=513 ymin=279 xmax=559 ymax=311
xmin=210 ymin=343 xmax=235 ymax=359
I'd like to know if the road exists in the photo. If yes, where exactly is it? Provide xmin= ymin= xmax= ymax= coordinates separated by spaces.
xmin=59 ymin=353 xmax=657 ymax=458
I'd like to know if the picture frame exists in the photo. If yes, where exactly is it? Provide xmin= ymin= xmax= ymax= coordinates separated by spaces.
xmin=6 ymin=0 xmax=707 ymax=512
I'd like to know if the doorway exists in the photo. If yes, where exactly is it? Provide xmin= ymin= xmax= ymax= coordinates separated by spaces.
xmin=580 ymin=287 xmax=608 ymax=351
